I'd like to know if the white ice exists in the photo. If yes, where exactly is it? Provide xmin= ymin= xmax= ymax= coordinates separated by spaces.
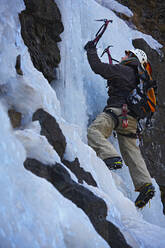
xmin=0 ymin=103 xmax=109 ymax=248
xmin=94 ymin=0 xmax=133 ymax=17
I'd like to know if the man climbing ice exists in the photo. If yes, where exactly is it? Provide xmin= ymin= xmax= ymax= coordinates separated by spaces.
xmin=84 ymin=40 xmax=155 ymax=209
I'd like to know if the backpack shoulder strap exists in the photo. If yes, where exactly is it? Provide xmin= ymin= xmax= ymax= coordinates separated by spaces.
xmin=140 ymin=62 xmax=157 ymax=113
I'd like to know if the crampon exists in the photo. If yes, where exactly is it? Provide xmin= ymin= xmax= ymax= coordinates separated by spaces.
xmin=135 ymin=184 xmax=155 ymax=209
xmin=104 ymin=157 xmax=123 ymax=170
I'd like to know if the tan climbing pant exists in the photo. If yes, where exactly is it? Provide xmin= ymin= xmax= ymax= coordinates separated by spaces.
xmin=87 ymin=107 xmax=152 ymax=191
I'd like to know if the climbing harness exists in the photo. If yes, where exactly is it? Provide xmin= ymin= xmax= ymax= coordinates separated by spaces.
xmin=117 ymin=132 xmax=137 ymax=139
xmin=92 ymin=19 xmax=113 ymax=46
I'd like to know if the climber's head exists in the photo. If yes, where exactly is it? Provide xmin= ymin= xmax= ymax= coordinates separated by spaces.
xmin=125 ymin=49 xmax=148 ymax=70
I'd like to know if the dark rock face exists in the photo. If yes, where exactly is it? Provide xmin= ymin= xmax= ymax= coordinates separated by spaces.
xmin=132 ymin=38 xmax=165 ymax=213
xmin=160 ymin=185 xmax=165 ymax=215
xmin=24 ymin=158 xmax=131 ymax=248
xmin=62 ymin=158 xmax=97 ymax=186
xmin=8 ymin=109 xmax=22 ymax=128
xmin=19 ymin=0 xmax=64 ymax=82
xmin=132 ymin=39 xmax=165 ymax=178
xmin=15 ymin=55 xmax=23 ymax=76
xmin=30 ymin=108 xmax=132 ymax=247
xmin=33 ymin=109 xmax=97 ymax=186
xmin=114 ymin=0 xmax=165 ymax=214
xmin=116 ymin=0 xmax=165 ymax=48
xmin=32 ymin=108 xmax=66 ymax=159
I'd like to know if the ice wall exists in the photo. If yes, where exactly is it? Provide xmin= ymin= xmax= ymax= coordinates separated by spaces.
xmin=0 ymin=0 xmax=165 ymax=247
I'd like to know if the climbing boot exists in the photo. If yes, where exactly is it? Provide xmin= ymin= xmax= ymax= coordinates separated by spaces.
xmin=135 ymin=183 xmax=155 ymax=209
xmin=103 ymin=157 xmax=123 ymax=170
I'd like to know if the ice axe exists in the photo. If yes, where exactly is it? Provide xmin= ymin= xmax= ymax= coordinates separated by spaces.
xmin=92 ymin=19 xmax=113 ymax=46
xmin=101 ymin=45 xmax=119 ymax=64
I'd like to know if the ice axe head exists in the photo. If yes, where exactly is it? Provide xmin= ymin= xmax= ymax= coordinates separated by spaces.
xmin=101 ymin=45 xmax=113 ymax=57
xmin=95 ymin=19 xmax=113 ymax=24
xmin=93 ymin=19 xmax=113 ymax=46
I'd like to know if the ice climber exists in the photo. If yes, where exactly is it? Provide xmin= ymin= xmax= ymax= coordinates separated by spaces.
xmin=84 ymin=41 xmax=155 ymax=208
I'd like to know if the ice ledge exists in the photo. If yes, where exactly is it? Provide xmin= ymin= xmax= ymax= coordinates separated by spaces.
xmin=94 ymin=0 xmax=133 ymax=18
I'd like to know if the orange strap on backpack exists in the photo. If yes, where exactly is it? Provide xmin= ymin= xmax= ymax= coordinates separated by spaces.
xmin=144 ymin=62 xmax=156 ymax=113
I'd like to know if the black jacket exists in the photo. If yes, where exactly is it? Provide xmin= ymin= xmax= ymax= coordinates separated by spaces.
xmin=87 ymin=47 xmax=139 ymax=108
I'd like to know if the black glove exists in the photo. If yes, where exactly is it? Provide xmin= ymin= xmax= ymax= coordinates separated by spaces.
xmin=84 ymin=40 xmax=96 ymax=51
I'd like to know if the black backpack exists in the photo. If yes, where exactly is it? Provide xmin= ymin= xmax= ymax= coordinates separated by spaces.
xmin=127 ymin=63 xmax=157 ymax=126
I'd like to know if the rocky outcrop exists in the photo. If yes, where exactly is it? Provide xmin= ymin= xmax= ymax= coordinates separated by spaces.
xmin=19 ymin=0 xmax=64 ymax=82
xmin=32 ymin=109 xmax=66 ymax=159
xmin=15 ymin=55 xmax=23 ymax=76
xmin=8 ymin=109 xmax=22 ymax=128
xmin=21 ymin=108 xmax=132 ymax=248
xmin=32 ymin=108 xmax=97 ymax=187
xmin=24 ymin=158 xmax=131 ymax=248
xmin=116 ymin=0 xmax=165 ymax=50
xmin=62 ymin=158 xmax=97 ymax=186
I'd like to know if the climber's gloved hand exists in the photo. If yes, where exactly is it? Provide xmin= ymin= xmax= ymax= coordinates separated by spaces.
xmin=84 ymin=40 xmax=96 ymax=51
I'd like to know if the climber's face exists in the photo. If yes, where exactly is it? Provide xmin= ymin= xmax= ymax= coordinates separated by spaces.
xmin=121 ymin=55 xmax=128 ymax=61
